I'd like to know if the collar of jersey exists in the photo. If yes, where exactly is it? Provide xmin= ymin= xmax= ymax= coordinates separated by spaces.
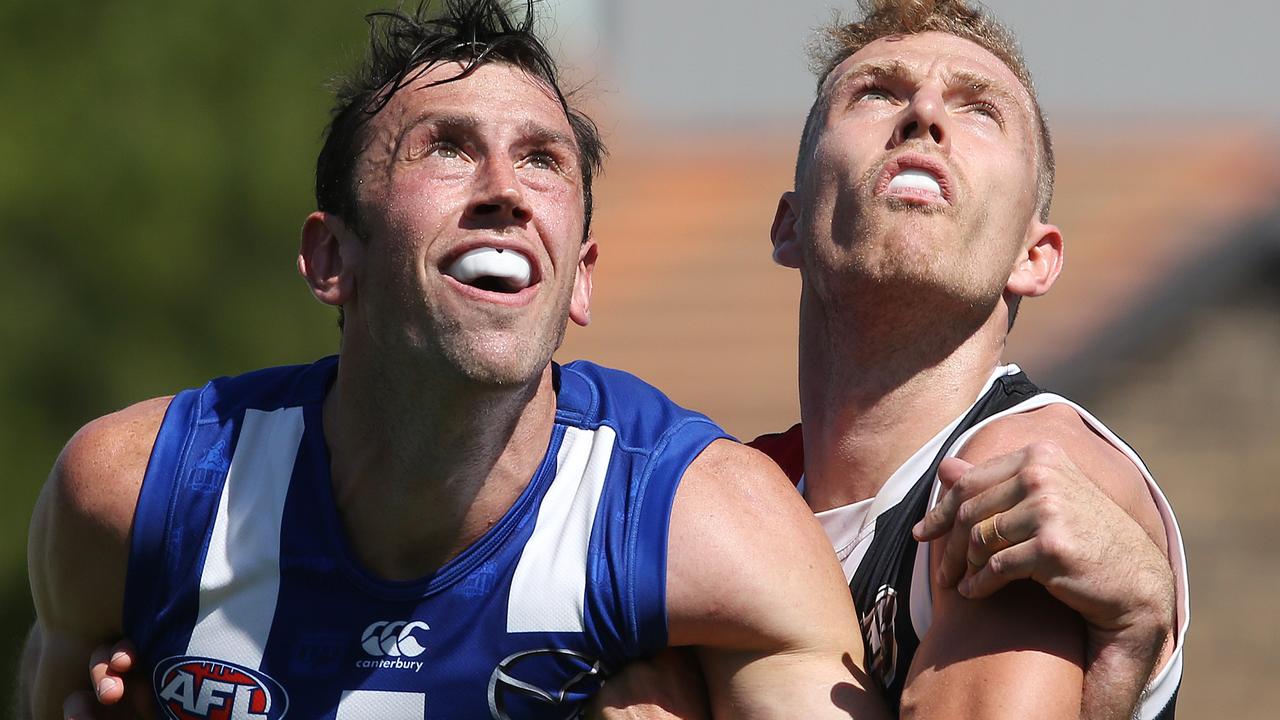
xmin=304 ymin=361 xmax=569 ymax=600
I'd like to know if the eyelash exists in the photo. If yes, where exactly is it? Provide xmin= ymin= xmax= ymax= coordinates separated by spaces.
xmin=428 ymin=140 xmax=462 ymax=157
xmin=406 ymin=138 xmax=466 ymax=162
xmin=966 ymin=101 xmax=1002 ymax=123
xmin=852 ymin=83 xmax=1003 ymax=124
xmin=521 ymin=151 xmax=561 ymax=172
xmin=853 ymin=83 xmax=895 ymax=103
xmin=410 ymin=136 xmax=565 ymax=176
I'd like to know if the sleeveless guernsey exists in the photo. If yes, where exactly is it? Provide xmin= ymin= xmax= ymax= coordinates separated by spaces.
xmin=750 ymin=364 xmax=1188 ymax=720
xmin=124 ymin=356 xmax=729 ymax=720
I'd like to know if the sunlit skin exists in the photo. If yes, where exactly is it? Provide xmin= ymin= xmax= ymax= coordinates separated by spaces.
xmin=42 ymin=30 xmax=1175 ymax=720
xmin=295 ymin=58 xmax=890 ymax=718
xmin=771 ymin=31 xmax=1064 ymax=512
xmin=764 ymin=31 xmax=1176 ymax=720
xmin=780 ymin=31 xmax=1057 ymax=337
xmin=301 ymin=60 xmax=597 ymax=389
xmin=29 ymin=56 xmax=892 ymax=720
xmin=295 ymin=61 xmax=600 ymax=580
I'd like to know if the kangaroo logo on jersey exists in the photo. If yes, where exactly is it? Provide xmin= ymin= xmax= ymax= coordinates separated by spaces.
xmin=153 ymin=656 xmax=288 ymax=720
xmin=487 ymin=648 xmax=605 ymax=720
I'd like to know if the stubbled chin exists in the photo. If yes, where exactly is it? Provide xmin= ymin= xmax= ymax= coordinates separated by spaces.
xmin=439 ymin=328 xmax=558 ymax=388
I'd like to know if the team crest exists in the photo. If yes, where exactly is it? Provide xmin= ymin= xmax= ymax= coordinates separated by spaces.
xmin=153 ymin=656 xmax=288 ymax=720
xmin=859 ymin=584 xmax=899 ymax=689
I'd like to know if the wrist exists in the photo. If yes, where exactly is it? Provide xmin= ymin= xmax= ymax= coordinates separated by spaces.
xmin=1090 ymin=550 xmax=1174 ymax=644
xmin=1087 ymin=597 xmax=1170 ymax=668
xmin=1081 ymin=627 xmax=1168 ymax=720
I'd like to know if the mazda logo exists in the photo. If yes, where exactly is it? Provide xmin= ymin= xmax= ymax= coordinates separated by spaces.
xmin=487 ymin=648 xmax=605 ymax=720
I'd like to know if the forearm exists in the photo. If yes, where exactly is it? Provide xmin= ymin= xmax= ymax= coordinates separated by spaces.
xmin=699 ymin=647 xmax=886 ymax=720
xmin=23 ymin=620 xmax=115 ymax=720
xmin=1080 ymin=621 xmax=1168 ymax=720
xmin=1078 ymin=541 xmax=1174 ymax=720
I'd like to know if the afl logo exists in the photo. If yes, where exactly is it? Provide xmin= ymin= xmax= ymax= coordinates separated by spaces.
xmin=487 ymin=648 xmax=605 ymax=720
xmin=152 ymin=656 xmax=288 ymax=720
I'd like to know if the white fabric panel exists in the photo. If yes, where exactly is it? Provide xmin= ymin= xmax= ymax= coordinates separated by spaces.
xmin=186 ymin=407 xmax=305 ymax=668
xmin=336 ymin=689 xmax=426 ymax=719
xmin=507 ymin=425 xmax=615 ymax=633
xmin=805 ymin=365 xmax=1020 ymax=585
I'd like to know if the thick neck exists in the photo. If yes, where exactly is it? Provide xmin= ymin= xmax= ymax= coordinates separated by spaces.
xmin=322 ymin=340 xmax=557 ymax=581
xmin=797 ymin=280 xmax=1009 ymax=512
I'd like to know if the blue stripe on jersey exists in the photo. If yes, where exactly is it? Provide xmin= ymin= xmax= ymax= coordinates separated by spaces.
xmin=123 ymin=356 xmax=728 ymax=719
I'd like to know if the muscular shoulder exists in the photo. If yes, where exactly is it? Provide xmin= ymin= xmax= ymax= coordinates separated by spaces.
xmin=959 ymin=403 xmax=1166 ymax=553
xmin=51 ymin=397 xmax=170 ymax=523
xmin=665 ymin=439 xmax=858 ymax=651
xmin=960 ymin=403 xmax=1108 ymax=460
xmin=29 ymin=396 xmax=172 ymax=634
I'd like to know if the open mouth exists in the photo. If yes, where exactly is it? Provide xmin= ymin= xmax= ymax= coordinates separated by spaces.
xmin=876 ymin=155 xmax=953 ymax=205
xmin=442 ymin=247 xmax=535 ymax=295
xmin=887 ymin=168 xmax=943 ymax=196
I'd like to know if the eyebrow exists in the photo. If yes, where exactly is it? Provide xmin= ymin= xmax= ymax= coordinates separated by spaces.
xmin=831 ymin=59 xmax=913 ymax=98
xmin=397 ymin=112 xmax=480 ymax=144
xmin=943 ymin=68 xmax=1022 ymax=109
xmin=396 ymin=113 xmax=577 ymax=154
xmin=831 ymin=60 xmax=1023 ymax=109
xmin=513 ymin=120 xmax=577 ymax=153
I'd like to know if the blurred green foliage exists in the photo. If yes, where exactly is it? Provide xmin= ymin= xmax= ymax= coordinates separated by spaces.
xmin=0 ymin=0 xmax=393 ymax=709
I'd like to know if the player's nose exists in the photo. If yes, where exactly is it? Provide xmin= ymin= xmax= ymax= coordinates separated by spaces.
xmin=465 ymin=160 xmax=532 ymax=225
xmin=892 ymin=86 xmax=951 ymax=153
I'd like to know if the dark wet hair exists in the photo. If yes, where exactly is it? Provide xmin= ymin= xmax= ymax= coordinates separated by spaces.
xmin=315 ymin=0 xmax=606 ymax=238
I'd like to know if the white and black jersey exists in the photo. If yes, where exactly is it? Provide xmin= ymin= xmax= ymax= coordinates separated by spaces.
xmin=751 ymin=365 xmax=1188 ymax=719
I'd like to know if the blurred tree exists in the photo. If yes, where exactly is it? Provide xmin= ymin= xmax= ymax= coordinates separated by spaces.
xmin=0 ymin=0 xmax=402 ymax=710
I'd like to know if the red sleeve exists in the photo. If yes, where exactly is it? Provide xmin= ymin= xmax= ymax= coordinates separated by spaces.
xmin=747 ymin=423 xmax=805 ymax=487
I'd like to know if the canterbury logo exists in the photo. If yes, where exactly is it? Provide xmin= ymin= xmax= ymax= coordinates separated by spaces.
xmin=360 ymin=620 xmax=430 ymax=658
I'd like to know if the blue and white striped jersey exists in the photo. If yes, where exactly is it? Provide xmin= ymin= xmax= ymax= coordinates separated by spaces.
xmin=123 ymin=356 xmax=729 ymax=720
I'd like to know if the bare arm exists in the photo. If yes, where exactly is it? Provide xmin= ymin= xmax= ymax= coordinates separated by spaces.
xmin=22 ymin=399 xmax=167 ymax=720
xmin=904 ymin=405 xmax=1173 ymax=720
xmin=919 ymin=453 xmax=1173 ymax=719
xmin=18 ymin=625 xmax=39 ymax=719
xmin=663 ymin=440 xmax=887 ymax=720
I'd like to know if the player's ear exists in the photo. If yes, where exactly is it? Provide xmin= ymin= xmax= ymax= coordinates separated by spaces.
xmin=568 ymin=237 xmax=598 ymax=327
xmin=299 ymin=211 xmax=359 ymax=307
xmin=770 ymin=191 xmax=802 ymax=268
xmin=1006 ymin=220 xmax=1063 ymax=298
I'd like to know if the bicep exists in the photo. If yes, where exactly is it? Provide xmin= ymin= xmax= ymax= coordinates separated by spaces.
xmin=26 ymin=489 xmax=113 ymax=720
xmin=902 ymin=574 xmax=1084 ymax=719
xmin=665 ymin=441 xmax=887 ymax=720
xmin=901 ymin=410 xmax=1118 ymax=719
xmin=24 ymin=407 xmax=154 ymax=718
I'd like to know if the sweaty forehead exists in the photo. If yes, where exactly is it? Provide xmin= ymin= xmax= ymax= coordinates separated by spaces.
xmin=375 ymin=61 xmax=574 ymax=138
xmin=825 ymin=31 xmax=1031 ymax=108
